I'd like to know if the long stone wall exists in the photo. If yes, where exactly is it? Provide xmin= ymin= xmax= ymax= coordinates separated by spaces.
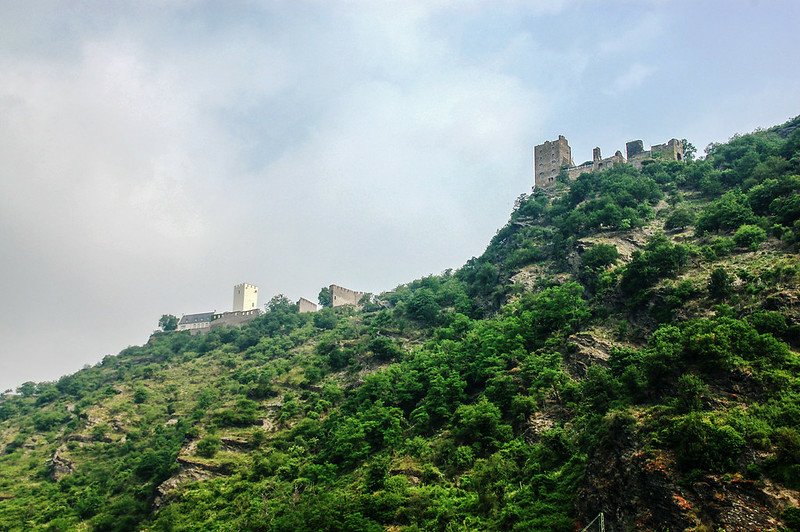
xmin=211 ymin=309 xmax=261 ymax=328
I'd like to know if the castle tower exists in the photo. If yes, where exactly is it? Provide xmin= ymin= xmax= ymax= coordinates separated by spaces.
xmin=533 ymin=135 xmax=574 ymax=188
xmin=626 ymin=140 xmax=644 ymax=159
xmin=233 ymin=283 xmax=258 ymax=311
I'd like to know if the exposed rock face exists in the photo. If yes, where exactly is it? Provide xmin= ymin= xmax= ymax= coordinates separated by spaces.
xmin=154 ymin=466 xmax=212 ymax=510
xmin=524 ymin=410 xmax=555 ymax=443
xmin=220 ymin=436 xmax=251 ymax=451
xmin=49 ymin=446 xmax=75 ymax=481
xmin=576 ymin=424 xmax=699 ymax=531
xmin=576 ymin=419 xmax=797 ymax=531
xmin=565 ymin=331 xmax=614 ymax=377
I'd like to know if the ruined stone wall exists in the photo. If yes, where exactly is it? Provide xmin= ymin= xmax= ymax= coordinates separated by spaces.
xmin=626 ymin=140 xmax=645 ymax=159
xmin=591 ymin=149 xmax=626 ymax=172
xmin=566 ymin=162 xmax=594 ymax=180
xmin=331 ymin=284 xmax=365 ymax=308
xmin=298 ymin=298 xmax=318 ymax=313
xmin=627 ymin=150 xmax=653 ymax=169
xmin=650 ymin=138 xmax=684 ymax=162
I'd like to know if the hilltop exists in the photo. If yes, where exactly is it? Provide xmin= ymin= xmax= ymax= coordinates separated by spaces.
xmin=1 ymin=116 xmax=800 ymax=531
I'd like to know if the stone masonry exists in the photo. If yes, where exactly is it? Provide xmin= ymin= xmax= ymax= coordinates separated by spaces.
xmin=297 ymin=297 xmax=318 ymax=313
xmin=330 ymin=284 xmax=365 ymax=308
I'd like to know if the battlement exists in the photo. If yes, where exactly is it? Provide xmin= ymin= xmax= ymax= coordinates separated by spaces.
xmin=533 ymin=135 xmax=684 ymax=188
xmin=233 ymin=282 xmax=258 ymax=311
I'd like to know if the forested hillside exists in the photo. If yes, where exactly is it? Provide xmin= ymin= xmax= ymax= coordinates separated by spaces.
xmin=2 ymin=117 xmax=800 ymax=531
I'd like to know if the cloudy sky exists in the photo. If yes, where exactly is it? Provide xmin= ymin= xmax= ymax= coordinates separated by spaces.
xmin=1 ymin=0 xmax=798 ymax=391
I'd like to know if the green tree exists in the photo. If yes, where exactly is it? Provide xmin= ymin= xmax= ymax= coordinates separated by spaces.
xmin=669 ymin=413 xmax=745 ymax=472
xmin=733 ymin=224 xmax=767 ymax=250
xmin=620 ymin=234 xmax=690 ymax=296
xmin=707 ymin=267 xmax=733 ymax=300
xmin=452 ymin=397 xmax=512 ymax=456
xmin=133 ymin=386 xmax=149 ymax=404
xmin=695 ymin=191 xmax=757 ymax=235
xmin=406 ymin=289 xmax=441 ymax=325
xmin=318 ymin=286 xmax=333 ymax=308
xmin=664 ymin=205 xmax=696 ymax=230
xmin=158 ymin=314 xmax=178 ymax=331
xmin=580 ymin=243 xmax=619 ymax=272
xmin=681 ymin=139 xmax=697 ymax=161
xmin=196 ymin=434 xmax=221 ymax=458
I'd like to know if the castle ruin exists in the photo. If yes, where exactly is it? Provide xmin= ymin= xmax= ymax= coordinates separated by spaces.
xmin=330 ymin=284 xmax=365 ymax=308
xmin=297 ymin=297 xmax=318 ymax=313
xmin=533 ymin=135 xmax=684 ymax=188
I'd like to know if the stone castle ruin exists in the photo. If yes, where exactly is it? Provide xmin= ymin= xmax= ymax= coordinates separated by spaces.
xmin=297 ymin=297 xmax=318 ymax=313
xmin=533 ymin=135 xmax=684 ymax=188
xmin=330 ymin=284 xmax=366 ymax=308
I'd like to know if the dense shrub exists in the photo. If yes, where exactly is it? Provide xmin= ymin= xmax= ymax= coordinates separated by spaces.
xmin=664 ymin=205 xmax=697 ymax=230
xmin=196 ymin=434 xmax=221 ymax=458
xmin=696 ymin=191 xmax=757 ymax=235
xmin=707 ymin=267 xmax=733 ymax=300
xmin=733 ymin=224 xmax=767 ymax=250
xmin=669 ymin=413 xmax=745 ymax=472
xmin=620 ymin=234 xmax=690 ymax=296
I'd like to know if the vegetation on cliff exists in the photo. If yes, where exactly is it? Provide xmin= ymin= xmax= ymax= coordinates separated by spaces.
xmin=1 ymin=117 xmax=800 ymax=531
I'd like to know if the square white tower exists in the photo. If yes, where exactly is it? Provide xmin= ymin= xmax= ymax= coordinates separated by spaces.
xmin=233 ymin=283 xmax=258 ymax=311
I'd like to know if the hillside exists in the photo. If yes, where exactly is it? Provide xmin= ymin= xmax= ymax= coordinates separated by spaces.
xmin=2 ymin=117 xmax=800 ymax=531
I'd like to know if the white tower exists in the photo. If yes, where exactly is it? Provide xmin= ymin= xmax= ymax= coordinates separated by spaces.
xmin=233 ymin=283 xmax=258 ymax=311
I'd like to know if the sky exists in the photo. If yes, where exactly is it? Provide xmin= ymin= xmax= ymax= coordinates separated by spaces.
xmin=1 ymin=0 xmax=799 ymax=392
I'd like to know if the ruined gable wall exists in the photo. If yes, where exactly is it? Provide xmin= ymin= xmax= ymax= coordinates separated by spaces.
xmin=331 ymin=285 xmax=365 ymax=307
xmin=298 ymin=298 xmax=318 ymax=313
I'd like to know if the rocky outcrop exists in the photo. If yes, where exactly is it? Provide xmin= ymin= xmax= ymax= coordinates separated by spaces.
xmin=220 ymin=436 xmax=250 ymax=451
xmin=154 ymin=466 xmax=213 ymax=509
xmin=576 ymin=416 xmax=797 ymax=531
xmin=564 ymin=331 xmax=614 ymax=377
xmin=576 ymin=421 xmax=699 ymax=531
xmin=49 ymin=446 xmax=75 ymax=481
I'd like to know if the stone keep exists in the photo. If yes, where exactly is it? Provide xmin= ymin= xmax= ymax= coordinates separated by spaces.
xmin=533 ymin=135 xmax=574 ymax=188
xmin=233 ymin=283 xmax=258 ymax=311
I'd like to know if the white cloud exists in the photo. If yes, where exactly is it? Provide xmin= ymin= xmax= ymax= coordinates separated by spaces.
xmin=605 ymin=62 xmax=656 ymax=95
xmin=0 ymin=2 xmax=544 ymax=390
